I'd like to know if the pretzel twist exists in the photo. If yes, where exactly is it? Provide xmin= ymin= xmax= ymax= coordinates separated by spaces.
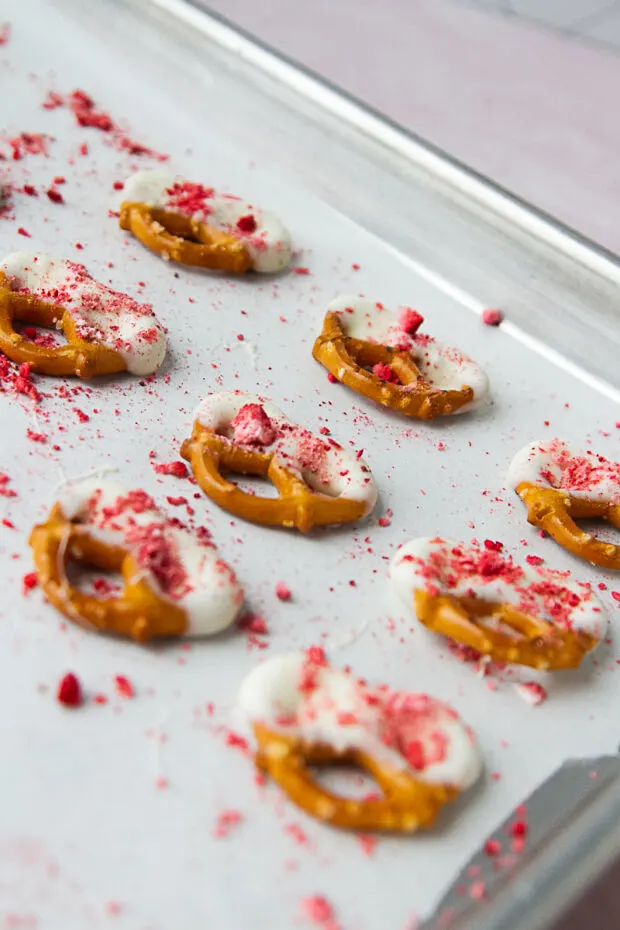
xmin=253 ymin=724 xmax=456 ymax=833
xmin=119 ymin=202 xmax=252 ymax=274
xmin=181 ymin=423 xmax=368 ymax=532
xmin=516 ymin=482 xmax=620 ymax=570
xmin=0 ymin=271 xmax=125 ymax=377
xmin=29 ymin=504 xmax=187 ymax=641
xmin=414 ymin=588 xmax=597 ymax=670
xmin=312 ymin=311 xmax=474 ymax=420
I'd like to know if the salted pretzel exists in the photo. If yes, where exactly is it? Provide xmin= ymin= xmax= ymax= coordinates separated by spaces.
xmin=509 ymin=439 xmax=620 ymax=569
xmin=390 ymin=537 xmax=606 ymax=670
xmin=29 ymin=478 xmax=243 ymax=642
xmin=181 ymin=391 xmax=378 ymax=532
xmin=0 ymin=253 xmax=166 ymax=377
xmin=119 ymin=170 xmax=292 ymax=274
xmin=238 ymin=651 xmax=482 ymax=832
xmin=312 ymin=296 xmax=489 ymax=420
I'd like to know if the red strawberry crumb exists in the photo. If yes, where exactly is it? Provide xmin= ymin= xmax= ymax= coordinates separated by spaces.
xmin=0 ymin=24 xmax=10 ymax=45
xmin=57 ymin=673 xmax=83 ymax=708
xmin=378 ymin=515 xmax=391 ymax=528
xmin=357 ymin=834 xmax=377 ymax=856
xmin=231 ymin=403 xmax=277 ymax=447
xmin=399 ymin=307 xmax=424 ymax=335
xmin=482 ymin=308 xmax=504 ymax=326
xmin=22 ymin=572 xmax=38 ymax=595
xmin=113 ymin=180 xmax=124 ymax=190
xmin=17 ymin=227 xmax=30 ymax=237
xmin=275 ymin=581 xmax=292 ymax=601
xmin=237 ymin=612 xmax=268 ymax=635
xmin=75 ymin=242 xmax=84 ymax=250
xmin=93 ymin=693 xmax=108 ymax=705
xmin=525 ymin=554 xmax=544 ymax=566
xmin=22 ymin=184 xmax=38 ymax=197
xmin=74 ymin=408 xmax=89 ymax=423
xmin=236 ymin=214 xmax=256 ymax=233
xmin=612 ymin=592 xmax=620 ymax=602
xmin=213 ymin=809 xmax=243 ymax=837
xmin=53 ymin=176 xmax=66 ymax=185
xmin=470 ymin=881 xmax=486 ymax=901
xmin=293 ymin=267 xmax=310 ymax=275
xmin=372 ymin=362 xmax=397 ymax=383
xmin=511 ymin=819 xmax=527 ymax=837
xmin=26 ymin=429 xmax=47 ymax=443
xmin=236 ymin=333 xmax=244 ymax=341
xmin=484 ymin=839 xmax=501 ymax=856
xmin=114 ymin=675 xmax=134 ymax=699
xmin=483 ymin=539 xmax=503 ymax=551
xmin=79 ymin=142 xmax=88 ymax=156
xmin=166 ymin=495 xmax=187 ymax=507
xmin=46 ymin=188 xmax=64 ymax=204
xmin=155 ymin=776 xmax=168 ymax=790
xmin=225 ymin=731 xmax=249 ymax=752
xmin=352 ymin=263 xmax=360 ymax=270
xmin=42 ymin=90 xmax=64 ymax=110
xmin=153 ymin=461 xmax=188 ymax=478
xmin=301 ymin=895 xmax=336 ymax=925
xmin=327 ymin=373 xmax=337 ymax=383
xmin=2 ymin=518 xmax=14 ymax=529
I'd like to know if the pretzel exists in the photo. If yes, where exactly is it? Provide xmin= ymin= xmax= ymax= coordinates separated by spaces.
xmin=181 ymin=391 xmax=377 ymax=532
xmin=312 ymin=296 xmax=489 ymax=419
xmin=119 ymin=170 xmax=292 ymax=274
xmin=238 ymin=651 xmax=482 ymax=832
xmin=0 ymin=253 xmax=166 ymax=377
xmin=390 ymin=537 xmax=606 ymax=670
xmin=509 ymin=439 xmax=620 ymax=569
xmin=29 ymin=478 xmax=243 ymax=642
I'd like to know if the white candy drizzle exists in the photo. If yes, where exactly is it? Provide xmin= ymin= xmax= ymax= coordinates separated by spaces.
xmin=238 ymin=651 xmax=482 ymax=789
xmin=0 ymin=252 xmax=166 ymax=376
xmin=57 ymin=477 xmax=243 ymax=636
xmin=122 ymin=170 xmax=292 ymax=274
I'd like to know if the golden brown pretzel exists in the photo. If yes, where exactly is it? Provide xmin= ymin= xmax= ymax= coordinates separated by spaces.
xmin=516 ymin=483 xmax=620 ymax=570
xmin=414 ymin=588 xmax=597 ymax=670
xmin=181 ymin=422 xmax=369 ymax=532
xmin=119 ymin=202 xmax=252 ymax=274
xmin=312 ymin=311 xmax=475 ymax=420
xmin=0 ymin=271 xmax=125 ymax=377
xmin=29 ymin=503 xmax=186 ymax=642
xmin=253 ymin=724 xmax=455 ymax=833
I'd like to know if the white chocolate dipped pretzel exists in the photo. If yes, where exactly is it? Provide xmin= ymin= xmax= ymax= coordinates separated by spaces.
xmin=120 ymin=170 xmax=292 ymax=274
xmin=238 ymin=650 xmax=482 ymax=832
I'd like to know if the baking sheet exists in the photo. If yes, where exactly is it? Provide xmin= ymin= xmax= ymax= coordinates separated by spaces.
xmin=2 ymin=2 xmax=620 ymax=929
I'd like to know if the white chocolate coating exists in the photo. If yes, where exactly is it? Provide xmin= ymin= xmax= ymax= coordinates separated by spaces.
xmin=390 ymin=536 xmax=607 ymax=639
xmin=327 ymin=295 xmax=489 ymax=412
xmin=238 ymin=652 xmax=482 ymax=789
xmin=1 ymin=252 xmax=166 ymax=376
xmin=508 ymin=439 xmax=620 ymax=505
xmin=122 ymin=170 xmax=292 ymax=274
xmin=57 ymin=478 xmax=243 ymax=636
xmin=193 ymin=390 xmax=378 ymax=511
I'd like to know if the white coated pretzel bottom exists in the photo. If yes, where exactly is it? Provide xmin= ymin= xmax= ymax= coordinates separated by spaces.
xmin=0 ymin=252 xmax=167 ymax=376
xmin=508 ymin=439 xmax=620 ymax=504
xmin=122 ymin=170 xmax=292 ymax=274
xmin=238 ymin=652 xmax=482 ymax=790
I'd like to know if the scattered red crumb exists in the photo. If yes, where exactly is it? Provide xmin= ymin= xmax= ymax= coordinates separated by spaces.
xmin=166 ymin=495 xmax=188 ymax=507
xmin=485 ymin=839 xmax=501 ymax=856
xmin=525 ymin=555 xmax=544 ymax=566
xmin=469 ymin=881 xmax=486 ymax=901
xmin=0 ymin=23 xmax=10 ymax=45
xmin=0 ymin=359 xmax=40 ymax=401
xmin=357 ymin=833 xmax=378 ymax=856
xmin=75 ymin=242 xmax=84 ymax=250
xmin=275 ymin=581 xmax=292 ymax=601
xmin=105 ymin=901 xmax=122 ymax=916
xmin=510 ymin=819 xmax=528 ymax=838
xmin=46 ymin=187 xmax=64 ymax=204
xmin=236 ymin=333 xmax=244 ymax=341
xmin=293 ymin=267 xmax=310 ymax=275
xmin=26 ymin=428 xmax=47 ymax=443
xmin=42 ymin=90 xmax=64 ymax=110
xmin=484 ymin=539 xmax=503 ymax=551
xmin=236 ymin=214 xmax=257 ymax=233
xmin=225 ymin=731 xmax=250 ymax=752
xmin=514 ymin=681 xmax=547 ymax=706
xmin=114 ymin=675 xmax=134 ymax=699
xmin=231 ymin=403 xmax=277 ymax=447
xmin=352 ymin=263 xmax=360 ymax=270
xmin=22 ymin=184 xmax=37 ymax=197
xmin=93 ymin=693 xmax=108 ymax=705
xmin=237 ymin=612 xmax=268 ymax=635
xmin=112 ymin=180 xmax=124 ymax=191
xmin=301 ymin=895 xmax=337 ymax=927
xmin=285 ymin=823 xmax=311 ymax=846
xmin=57 ymin=672 xmax=83 ymax=708
xmin=1 ymin=518 xmax=14 ymax=529
xmin=69 ymin=89 xmax=115 ymax=131
xmin=8 ymin=132 xmax=49 ymax=160
xmin=399 ymin=307 xmax=424 ymax=335
xmin=153 ymin=461 xmax=188 ymax=478
xmin=482 ymin=308 xmax=504 ymax=326
xmin=0 ymin=473 xmax=17 ymax=498
xmin=378 ymin=509 xmax=393 ymax=528
xmin=155 ymin=776 xmax=168 ymax=790
xmin=74 ymin=408 xmax=89 ymax=423
xmin=17 ymin=227 xmax=31 ymax=237
xmin=213 ymin=809 xmax=244 ymax=838
xmin=327 ymin=372 xmax=337 ymax=383
xmin=372 ymin=362 xmax=398 ymax=383
xmin=612 ymin=591 xmax=620 ymax=603
xmin=22 ymin=572 xmax=38 ymax=595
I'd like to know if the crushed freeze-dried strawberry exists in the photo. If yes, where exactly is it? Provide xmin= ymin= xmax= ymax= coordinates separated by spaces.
xmin=399 ymin=307 xmax=424 ymax=335
xmin=482 ymin=308 xmax=504 ymax=326
xmin=57 ymin=673 xmax=82 ymax=708
xmin=17 ymin=227 xmax=31 ymax=237
xmin=0 ymin=23 xmax=10 ymax=45
xmin=46 ymin=187 xmax=64 ymax=204
xmin=114 ymin=675 xmax=134 ymax=699
xmin=525 ymin=555 xmax=544 ymax=566
xmin=74 ymin=408 xmax=89 ymax=423
xmin=301 ymin=896 xmax=336 ymax=925
xmin=22 ymin=572 xmax=38 ymax=595
xmin=41 ymin=90 xmax=63 ymax=110
xmin=237 ymin=613 xmax=268 ymax=635
xmin=236 ymin=214 xmax=257 ymax=233
xmin=153 ymin=461 xmax=188 ymax=478
xmin=213 ymin=809 xmax=243 ymax=838
xmin=484 ymin=839 xmax=501 ymax=856
xmin=275 ymin=581 xmax=292 ymax=601
xmin=372 ymin=362 xmax=398 ymax=383
xmin=293 ymin=267 xmax=310 ymax=275
xmin=231 ymin=403 xmax=277 ymax=447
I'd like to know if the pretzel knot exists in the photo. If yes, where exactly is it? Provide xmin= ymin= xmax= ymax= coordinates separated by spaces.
xmin=118 ymin=170 xmax=292 ymax=274
xmin=181 ymin=392 xmax=377 ymax=532
xmin=509 ymin=440 xmax=620 ymax=569
xmin=239 ymin=653 xmax=481 ymax=833
xmin=312 ymin=297 xmax=488 ymax=420
xmin=0 ymin=270 xmax=125 ymax=377
xmin=29 ymin=479 xmax=243 ymax=642
xmin=119 ymin=202 xmax=253 ymax=274
xmin=390 ymin=537 xmax=606 ymax=670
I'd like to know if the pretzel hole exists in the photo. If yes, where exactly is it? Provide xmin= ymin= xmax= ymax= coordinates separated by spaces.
xmin=14 ymin=321 xmax=67 ymax=348
xmin=311 ymin=763 xmax=380 ymax=800
xmin=231 ymin=473 xmax=280 ymax=498
xmin=60 ymin=531 xmax=126 ymax=596
xmin=65 ymin=561 xmax=124 ymax=598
